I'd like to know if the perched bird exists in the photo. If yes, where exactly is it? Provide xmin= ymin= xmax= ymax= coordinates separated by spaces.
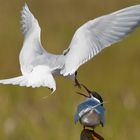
xmin=74 ymin=84 xmax=105 ymax=128
xmin=74 ymin=85 xmax=105 ymax=140
xmin=0 ymin=4 xmax=140 ymax=92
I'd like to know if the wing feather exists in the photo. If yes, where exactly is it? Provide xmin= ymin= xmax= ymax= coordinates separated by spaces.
xmin=21 ymin=3 xmax=40 ymax=37
xmin=0 ymin=66 xmax=56 ymax=92
xmin=19 ymin=4 xmax=47 ymax=74
xmin=61 ymin=4 xmax=140 ymax=76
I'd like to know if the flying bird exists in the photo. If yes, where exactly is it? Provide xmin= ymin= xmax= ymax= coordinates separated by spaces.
xmin=74 ymin=84 xmax=105 ymax=140
xmin=0 ymin=4 xmax=140 ymax=92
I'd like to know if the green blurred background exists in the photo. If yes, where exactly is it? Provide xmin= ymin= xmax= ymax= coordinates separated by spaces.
xmin=0 ymin=0 xmax=140 ymax=140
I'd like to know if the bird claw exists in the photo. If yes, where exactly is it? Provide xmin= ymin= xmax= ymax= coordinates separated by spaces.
xmin=74 ymin=78 xmax=81 ymax=89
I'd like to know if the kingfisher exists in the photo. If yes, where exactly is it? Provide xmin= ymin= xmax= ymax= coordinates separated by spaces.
xmin=74 ymin=84 xmax=105 ymax=140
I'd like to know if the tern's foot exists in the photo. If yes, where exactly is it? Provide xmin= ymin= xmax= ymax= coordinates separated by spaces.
xmin=74 ymin=78 xmax=81 ymax=89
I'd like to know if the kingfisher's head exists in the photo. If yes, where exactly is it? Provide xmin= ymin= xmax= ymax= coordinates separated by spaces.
xmin=76 ymin=84 xmax=103 ymax=106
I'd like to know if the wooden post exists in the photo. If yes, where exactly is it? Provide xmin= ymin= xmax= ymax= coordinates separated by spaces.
xmin=80 ymin=129 xmax=104 ymax=140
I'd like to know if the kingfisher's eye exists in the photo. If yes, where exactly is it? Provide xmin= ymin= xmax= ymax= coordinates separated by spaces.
xmin=91 ymin=92 xmax=103 ymax=105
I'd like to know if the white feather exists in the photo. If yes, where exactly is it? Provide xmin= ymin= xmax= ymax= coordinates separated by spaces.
xmin=0 ymin=65 xmax=56 ymax=92
xmin=21 ymin=3 xmax=40 ymax=37
xmin=1 ymin=4 xmax=140 ymax=92
xmin=0 ymin=4 xmax=60 ymax=92
xmin=61 ymin=4 xmax=140 ymax=76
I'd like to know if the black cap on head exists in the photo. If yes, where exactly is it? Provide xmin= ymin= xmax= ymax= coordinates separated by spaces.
xmin=91 ymin=91 xmax=103 ymax=106
xmin=77 ymin=84 xmax=104 ymax=106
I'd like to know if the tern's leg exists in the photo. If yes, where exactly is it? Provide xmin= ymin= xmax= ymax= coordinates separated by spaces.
xmin=74 ymin=78 xmax=81 ymax=88
xmin=66 ymin=72 xmax=81 ymax=88
xmin=74 ymin=71 xmax=81 ymax=89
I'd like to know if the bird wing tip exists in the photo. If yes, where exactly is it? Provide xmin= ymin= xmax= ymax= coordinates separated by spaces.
xmin=21 ymin=3 xmax=30 ymax=14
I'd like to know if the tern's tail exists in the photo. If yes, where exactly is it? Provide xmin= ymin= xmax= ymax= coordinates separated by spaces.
xmin=0 ymin=76 xmax=26 ymax=86
xmin=0 ymin=75 xmax=56 ymax=92
xmin=0 ymin=66 xmax=56 ymax=92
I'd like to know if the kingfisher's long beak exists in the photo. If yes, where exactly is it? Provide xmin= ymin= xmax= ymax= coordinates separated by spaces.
xmin=81 ymin=84 xmax=92 ymax=96
xmin=76 ymin=92 xmax=89 ymax=98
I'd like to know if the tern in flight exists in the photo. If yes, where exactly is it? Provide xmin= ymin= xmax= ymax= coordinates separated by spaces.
xmin=0 ymin=4 xmax=140 ymax=92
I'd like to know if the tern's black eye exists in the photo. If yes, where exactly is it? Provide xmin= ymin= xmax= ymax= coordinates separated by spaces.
xmin=91 ymin=92 xmax=103 ymax=106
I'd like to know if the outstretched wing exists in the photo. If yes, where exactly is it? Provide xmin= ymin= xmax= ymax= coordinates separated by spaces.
xmin=21 ymin=3 xmax=41 ymax=37
xmin=61 ymin=4 xmax=140 ymax=76
xmin=0 ymin=66 xmax=56 ymax=92
xmin=20 ymin=4 xmax=47 ymax=73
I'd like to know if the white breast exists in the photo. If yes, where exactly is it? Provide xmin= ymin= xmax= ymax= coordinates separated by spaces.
xmin=80 ymin=110 xmax=101 ymax=128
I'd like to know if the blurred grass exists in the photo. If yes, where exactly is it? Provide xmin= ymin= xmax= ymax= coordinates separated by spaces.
xmin=0 ymin=0 xmax=140 ymax=140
